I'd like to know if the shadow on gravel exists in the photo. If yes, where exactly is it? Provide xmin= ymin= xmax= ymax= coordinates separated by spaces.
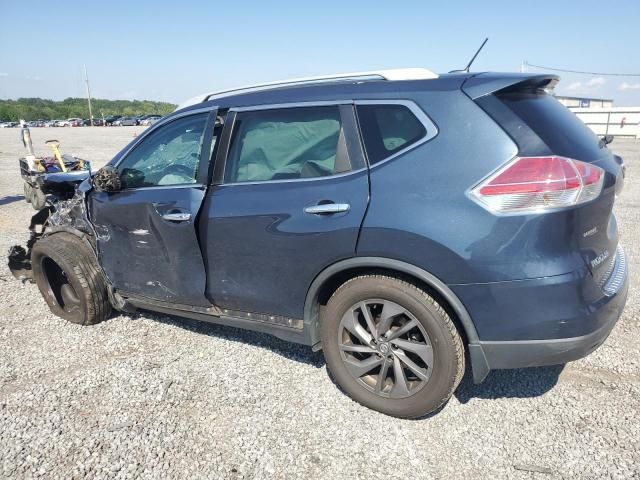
xmin=455 ymin=364 xmax=564 ymax=402
xmin=0 ymin=194 xmax=25 ymax=206
xmin=142 ymin=313 xmax=327 ymax=368
xmin=126 ymin=312 xmax=564 ymax=403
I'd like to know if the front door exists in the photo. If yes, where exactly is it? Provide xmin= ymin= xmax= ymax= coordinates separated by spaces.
xmin=89 ymin=109 xmax=217 ymax=306
xmin=201 ymin=103 xmax=369 ymax=319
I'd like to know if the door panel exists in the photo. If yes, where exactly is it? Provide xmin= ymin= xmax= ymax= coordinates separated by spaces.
xmin=89 ymin=109 xmax=217 ymax=306
xmin=200 ymin=171 xmax=369 ymax=317
xmin=201 ymin=103 xmax=369 ymax=319
xmin=90 ymin=186 xmax=210 ymax=306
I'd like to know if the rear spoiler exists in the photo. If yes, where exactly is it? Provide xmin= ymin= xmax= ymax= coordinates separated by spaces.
xmin=462 ymin=73 xmax=559 ymax=100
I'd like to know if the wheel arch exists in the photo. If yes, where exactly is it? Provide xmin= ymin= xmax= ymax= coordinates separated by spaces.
xmin=303 ymin=257 xmax=489 ymax=382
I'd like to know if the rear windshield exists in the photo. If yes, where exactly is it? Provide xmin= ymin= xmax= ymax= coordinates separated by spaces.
xmin=498 ymin=92 xmax=604 ymax=161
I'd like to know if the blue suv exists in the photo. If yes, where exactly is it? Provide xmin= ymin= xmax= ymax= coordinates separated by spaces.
xmin=19 ymin=69 xmax=628 ymax=417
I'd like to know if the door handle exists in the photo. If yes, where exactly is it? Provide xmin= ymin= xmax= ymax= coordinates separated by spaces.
xmin=161 ymin=212 xmax=191 ymax=222
xmin=304 ymin=203 xmax=350 ymax=215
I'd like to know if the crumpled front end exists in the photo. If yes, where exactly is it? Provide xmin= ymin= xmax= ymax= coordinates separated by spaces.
xmin=7 ymin=183 xmax=96 ymax=282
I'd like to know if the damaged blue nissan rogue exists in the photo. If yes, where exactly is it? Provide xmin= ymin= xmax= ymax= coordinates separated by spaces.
xmin=12 ymin=68 xmax=628 ymax=417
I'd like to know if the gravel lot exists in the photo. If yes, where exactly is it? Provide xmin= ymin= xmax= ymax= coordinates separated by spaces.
xmin=0 ymin=127 xmax=638 ymax=479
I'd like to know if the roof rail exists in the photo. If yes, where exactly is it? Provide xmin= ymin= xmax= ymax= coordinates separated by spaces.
xmin=176 ymin=68 xmax=439 ymax=110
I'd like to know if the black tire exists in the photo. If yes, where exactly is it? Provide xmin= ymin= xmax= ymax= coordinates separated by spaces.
xmin=31 ymin=187 xmax=47 ymax=210
xmin=321 ymin=275 xmax=465 ymax=418
xmin=23 ymin=182 xmax=32 ymax=203
xmin=31 ymin=233 xmax=111 ymax=325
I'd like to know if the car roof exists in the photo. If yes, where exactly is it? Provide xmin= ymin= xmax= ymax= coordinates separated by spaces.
xmin=172 ymin=71 xmax=560 ymax=118
xmin=175 ymin=72 xmax=474 ymax=115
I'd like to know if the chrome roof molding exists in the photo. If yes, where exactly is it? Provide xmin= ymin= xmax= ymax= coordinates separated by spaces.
xmin=176 ymin=68 xmax=439 ymax=110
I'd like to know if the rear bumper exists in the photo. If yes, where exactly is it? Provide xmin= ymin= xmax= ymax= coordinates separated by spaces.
xmin=463 ymin=247 xmax=629 ymax=383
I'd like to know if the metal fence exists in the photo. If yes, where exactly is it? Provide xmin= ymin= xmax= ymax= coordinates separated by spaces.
xmin=569 ymin=107 xmax=640 ymax=138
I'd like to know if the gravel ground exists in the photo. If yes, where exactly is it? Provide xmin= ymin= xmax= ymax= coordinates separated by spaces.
xmin=0 ymin=127 xmax=639 ymax=479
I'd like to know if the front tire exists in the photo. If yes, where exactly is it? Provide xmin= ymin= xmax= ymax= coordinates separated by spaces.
xmin=30 ymin=187 xmax=47 ymax=210
xmin=321 ymin=275 xmax=465 ymax=418
xmin=31 ymin=233 xmax=111 ymax=325
xmin=23 ymin=182 xmax=32 ymax=203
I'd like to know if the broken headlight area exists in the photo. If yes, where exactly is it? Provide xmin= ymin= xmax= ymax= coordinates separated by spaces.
xmin=7 ymin=189 xmax=96 ymax=282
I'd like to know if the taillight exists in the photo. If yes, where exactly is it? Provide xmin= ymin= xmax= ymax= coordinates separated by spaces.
xmin=470 ymin=156 xmax=605 ymax=214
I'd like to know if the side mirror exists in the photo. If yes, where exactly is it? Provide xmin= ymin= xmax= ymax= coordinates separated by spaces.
xmin=93 ymin=166 xmax=122 ymax=192
xmin=599 ymin=134 xmax=614 ymax=148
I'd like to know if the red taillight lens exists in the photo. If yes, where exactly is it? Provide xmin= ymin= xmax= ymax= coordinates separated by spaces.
xmin=471 ymin=156 xmax=604 ymax=214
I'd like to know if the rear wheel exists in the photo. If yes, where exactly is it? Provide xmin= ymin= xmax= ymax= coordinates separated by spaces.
xmin=321 ymin=275 xmax=465 ymax=418
xmin=31 ymin=233 xmax=111 ymax=325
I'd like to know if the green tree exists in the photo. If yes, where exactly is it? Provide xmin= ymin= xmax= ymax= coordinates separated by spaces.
xmin=0 ymin=97 xmax=176 ymax=121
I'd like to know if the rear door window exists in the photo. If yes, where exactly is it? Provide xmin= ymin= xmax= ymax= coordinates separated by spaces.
xmin=356 ymin=104 xmax=427 ymax=165
xmin=224 ymin=106 xmax=352 ymax=183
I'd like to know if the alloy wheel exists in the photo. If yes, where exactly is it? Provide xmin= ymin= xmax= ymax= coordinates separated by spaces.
xmin=337 ymin=299 xmax=433 ymax=399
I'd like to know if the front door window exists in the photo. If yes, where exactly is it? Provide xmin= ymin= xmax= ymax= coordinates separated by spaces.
xmin=117 ymin=113 xmax=208 ymax=189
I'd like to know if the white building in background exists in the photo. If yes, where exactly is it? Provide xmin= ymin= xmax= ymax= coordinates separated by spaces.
xmin=555 ymin=95 xmax=614 ymax=108
xmin=555 ymin=95 xmax=613 ymax=108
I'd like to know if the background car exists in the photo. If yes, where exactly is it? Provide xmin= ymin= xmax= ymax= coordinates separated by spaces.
xmin=104 ymin=115 xmax=122 ymax=126
xmin=140 ymin=115 xmax=162 ymax=126
xmin=68 ymin=118 xmax=84 ymax=127
xmin=119 ymin=116 xmax=139 ymax=126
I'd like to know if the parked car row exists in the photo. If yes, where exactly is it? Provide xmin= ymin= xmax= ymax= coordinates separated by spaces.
xmin=0 ymin=115 xmax=163 ymax=128
xmin=105 ymin=114 xmax=163 ymax=126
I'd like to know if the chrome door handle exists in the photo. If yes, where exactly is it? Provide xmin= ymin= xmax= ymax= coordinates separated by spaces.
xmin=304 ymin=203 xmax=350 ymax=215
xmin=161 ymin=212 xmax=191 ymax=222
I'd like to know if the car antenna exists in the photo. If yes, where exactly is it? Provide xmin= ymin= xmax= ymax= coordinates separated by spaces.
xmin=450 ymin=37 xmax=489 ymax=73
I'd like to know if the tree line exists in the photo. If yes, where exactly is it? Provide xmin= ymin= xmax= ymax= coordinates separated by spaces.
xmin=0 ymin=97 xmax=177 ymax=121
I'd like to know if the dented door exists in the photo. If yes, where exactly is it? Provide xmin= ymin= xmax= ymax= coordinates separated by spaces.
xmin=89 ymin=109 xmax=217 ymax=306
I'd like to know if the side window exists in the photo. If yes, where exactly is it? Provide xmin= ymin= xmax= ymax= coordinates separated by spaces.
xmin=356 ymin=104 xmax=427 ymax=165
xmin=224 ymin=106 xmax=350 ymax=183
xmin=117 ymin=113 xmax=207 ymax=189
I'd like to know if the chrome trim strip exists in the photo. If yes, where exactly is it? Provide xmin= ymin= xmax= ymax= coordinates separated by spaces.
xmin=353 ymin=99 xmax=439 ymax=169
xmin=603 ymin=245 xmax=627 ymax=296
xmin=219 ymin=308 xmax=304 ymax=330
xmin=112 ymin=183 xmax=205 ymax=192
xmin=219 ymin=167 xmax=367 ymax=187
xmin=229 ymin=100 xmax=352 ymax=112
xmin=304 ymin=203 xmax=350 ymax=215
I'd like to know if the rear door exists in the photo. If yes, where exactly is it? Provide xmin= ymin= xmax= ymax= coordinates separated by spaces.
xmin=89 ymin=108 xmax=218 ymax=306
xmin=200 ymin=102 xmax=369 ymax=319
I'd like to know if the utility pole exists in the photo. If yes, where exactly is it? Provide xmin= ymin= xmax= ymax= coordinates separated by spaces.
xmin=84 ymin=64 xmax=94 ymax=126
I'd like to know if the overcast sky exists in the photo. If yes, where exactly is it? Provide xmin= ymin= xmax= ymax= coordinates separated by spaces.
xmin=1 ymin=0 xmax=640 ymax=105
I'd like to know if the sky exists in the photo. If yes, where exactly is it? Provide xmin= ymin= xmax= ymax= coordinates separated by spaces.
xmin=1 ymin=0 xmax=640 ymax=105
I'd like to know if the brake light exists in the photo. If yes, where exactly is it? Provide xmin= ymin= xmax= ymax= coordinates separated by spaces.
xmin=470 ymin=156 xmax=604 ymax=214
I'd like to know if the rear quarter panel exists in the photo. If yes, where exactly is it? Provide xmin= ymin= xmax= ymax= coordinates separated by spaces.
xmin=356 ymin=90 xmax=587 ymax=284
